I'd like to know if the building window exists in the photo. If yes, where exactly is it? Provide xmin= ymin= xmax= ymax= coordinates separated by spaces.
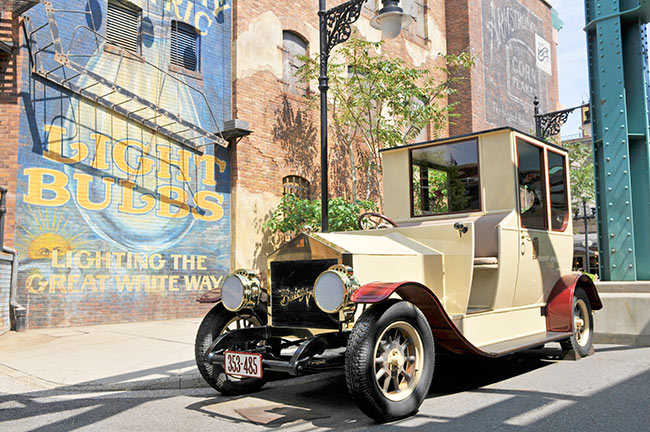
xmin=106 ymin=0 xmax=141 ymax=54
xmin=402 ymin=0 xmax=427 ymax=40
xmin=282 ymin=31 xmax=308 ymax=94
xmin=171 ymin=21 xmax=200 ymax=72
xmin=517 ymin=140 xmax=548 ymax=229
xmin=283 ymin=176 xmax=310 ymax=199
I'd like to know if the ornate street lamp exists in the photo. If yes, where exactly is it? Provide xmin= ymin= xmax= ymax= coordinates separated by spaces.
xmin=319 ymin=0 xmax=412 ymax=232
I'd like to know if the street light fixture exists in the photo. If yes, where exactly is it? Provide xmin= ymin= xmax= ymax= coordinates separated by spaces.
xmin=319 ymin=0 xmax=412 ymax=232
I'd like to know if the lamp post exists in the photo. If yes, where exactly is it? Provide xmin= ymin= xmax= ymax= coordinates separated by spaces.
xmin=575 ymin=200 xmax=596 ymax=274
xmin=318 ymin=0 xmax=412 ymax=232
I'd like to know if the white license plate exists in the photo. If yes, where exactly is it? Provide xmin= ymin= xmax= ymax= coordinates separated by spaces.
xmin=224 ymin=351 xmax=263 ymax=379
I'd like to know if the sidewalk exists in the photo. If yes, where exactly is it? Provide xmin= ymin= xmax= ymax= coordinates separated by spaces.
xmin=0 ymin=317 xmax=208 ymax=392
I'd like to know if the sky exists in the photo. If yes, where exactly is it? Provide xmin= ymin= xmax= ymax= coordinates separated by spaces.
xmin=549 ymin=1 xmax=590 ymax=138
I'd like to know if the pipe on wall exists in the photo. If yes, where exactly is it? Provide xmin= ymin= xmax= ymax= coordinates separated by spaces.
xmin=2 ymin=247 xmax=25 ymax=332
xmin=0 ymin=187 xmax=26 ymax=331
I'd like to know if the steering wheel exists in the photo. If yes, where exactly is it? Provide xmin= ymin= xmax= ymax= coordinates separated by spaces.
xmin=358 ymin=212 xmax=399 ymax=230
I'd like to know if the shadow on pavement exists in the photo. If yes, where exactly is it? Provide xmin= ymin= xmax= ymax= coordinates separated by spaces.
xmin=183 ymin=346 xmax=564 ymax=429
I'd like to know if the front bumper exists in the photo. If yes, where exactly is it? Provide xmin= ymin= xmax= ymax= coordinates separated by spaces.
xmin=205 ymin=326 xmax=348 ymax=376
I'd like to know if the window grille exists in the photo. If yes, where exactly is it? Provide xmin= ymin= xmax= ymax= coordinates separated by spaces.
xmin=106 ymin=0 xmax=141 ymax=54
xmin=171 ymin=21 xmax=200 ymax=72
xmin=282 ymin=31 xmax=308 ymax=94
xmin=283 ymin=176 xmax=310 ymax=199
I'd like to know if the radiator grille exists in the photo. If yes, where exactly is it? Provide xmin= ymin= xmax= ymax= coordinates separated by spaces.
xmin=270 ymin=259 xmax=339 ymax=329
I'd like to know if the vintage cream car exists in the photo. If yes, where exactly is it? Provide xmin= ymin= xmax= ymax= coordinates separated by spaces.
xmin=194 ymin=127 xmax=602 ymax=422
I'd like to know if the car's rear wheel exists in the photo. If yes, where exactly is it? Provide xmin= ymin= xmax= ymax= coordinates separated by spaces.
xmin=345 ymin=299 xmax=434 ymax=422
xmin=194 ymin=302 xmax=267 ymax=395
xmin=560 ymin=288 xmax=593 ymax=357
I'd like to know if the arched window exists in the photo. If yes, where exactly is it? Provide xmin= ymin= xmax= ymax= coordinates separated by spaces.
xmin=170 ymin=21 xmax=200 ymax=72
xmin=283 ymin=175 xmax=310 ymax=199
xmin=282 ymin=31 xmax=308 ymax=94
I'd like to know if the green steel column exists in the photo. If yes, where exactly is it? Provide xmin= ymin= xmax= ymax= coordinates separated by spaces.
xmin=585 ymin=0 xmax=650 ymax=280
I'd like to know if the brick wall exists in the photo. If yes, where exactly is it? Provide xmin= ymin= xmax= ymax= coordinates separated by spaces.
xmin=230 ymin=0 xmax=452 ymax=271
xmin=0 ymin=10 xmax=21 ymax=250
xmin=0 ymin=255 xmax=12 ymax=335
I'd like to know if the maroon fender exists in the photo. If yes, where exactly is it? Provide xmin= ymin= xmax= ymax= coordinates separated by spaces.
xmin=352 ymin=281 xmax=488 ymax=356
xmin=196 ymin=288 xmax=221 ymax=303
xmin=546 ymin=273 xmax=602 ymax=332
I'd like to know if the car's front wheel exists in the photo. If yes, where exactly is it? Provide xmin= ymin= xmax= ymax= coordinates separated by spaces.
xmin=345 ymin=299 xmax=434 ymax=422
xmin=194 ymin=302 xmax=267 ymax=395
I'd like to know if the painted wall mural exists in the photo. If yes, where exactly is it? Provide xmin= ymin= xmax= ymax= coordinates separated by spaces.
xmin=15 ymin=0 xmax=232 ymax=327
xmin=482 ymin=0 xmax=552 ymax=131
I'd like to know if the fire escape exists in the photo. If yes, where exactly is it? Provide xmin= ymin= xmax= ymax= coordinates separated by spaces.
xmin=21 ymin=0 xmax=228 ymax=154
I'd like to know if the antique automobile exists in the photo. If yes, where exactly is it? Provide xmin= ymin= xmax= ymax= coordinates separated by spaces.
xmin=194 ymin=127 xmax=602 ymax=422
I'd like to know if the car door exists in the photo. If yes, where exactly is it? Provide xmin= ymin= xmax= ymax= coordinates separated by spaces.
xmin=514 ymin=139 xmax=551 ymax=307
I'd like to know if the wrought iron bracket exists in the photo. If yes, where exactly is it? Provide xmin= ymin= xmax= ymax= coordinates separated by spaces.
xmin=320 ymin=0 xmax=367 ymax=68
xmin=534 ymin=97 xmax=588 ymax=139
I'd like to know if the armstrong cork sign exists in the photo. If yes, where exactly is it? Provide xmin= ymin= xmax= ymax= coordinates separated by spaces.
xmin=482 ymin=0 xmax=552 ymax=130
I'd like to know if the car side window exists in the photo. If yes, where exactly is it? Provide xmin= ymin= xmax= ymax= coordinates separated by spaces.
xmin=548 ymin=151 xmax=569 ymax=231
xmin=517 ymin=140 xmax=547 ymax=229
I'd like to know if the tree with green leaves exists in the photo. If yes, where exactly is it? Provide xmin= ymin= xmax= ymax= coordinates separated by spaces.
xmin=263 ymin=194 xmax=377 ymax=240
xmin=296 ymin=36 xmax=474 ymax=205
xmin=564 ymin=139 xmax=595 ymax=216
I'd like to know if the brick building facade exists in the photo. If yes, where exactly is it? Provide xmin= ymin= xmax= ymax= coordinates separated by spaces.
xmin=0 ymin=0 xmax=559 ymax=328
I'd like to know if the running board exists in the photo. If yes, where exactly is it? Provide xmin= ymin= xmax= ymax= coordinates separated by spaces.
xmin=478 ymin=331 xmax=572 ymax=357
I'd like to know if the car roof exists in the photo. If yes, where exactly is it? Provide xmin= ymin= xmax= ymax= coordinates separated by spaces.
xmin=380 ymin=126 xmax=569 ymax=154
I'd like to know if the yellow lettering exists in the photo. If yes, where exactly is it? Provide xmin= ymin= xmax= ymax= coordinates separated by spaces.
xmin=96 ymin=275 xmax=109 ymax=291
xmin=199 ymin=276 xmax=211 ymax=291
xmin=80 ymin=274 xmax=97 ymax=292
xmin=74 ymin=174 xmax=114 ymax=211
xmin=90 ymin=133 xmax=111 ymax=170
xmin=156 ymin=144 xmax=193 ymax=182
xmin=115 ymin=275 xmax=136 ymax=292
xmin=50 ymin=274 xmax=67 ymax=293
xmin=157 ymin=186 xmax=190 ymax=218
xmin=67 ymin=275 xmax=80 ymax=292
xmin=183 ymin=1 xmax=193 ymax=22
xmin=169 ymin=275 xmax=179 ymax=291
xmin=195 ymin=11 xmax=212 ymax=35
xmin=184 ymin=275 xmax=201 ymax=291
xmin=75 ymin=250 xmax=92 ymax=269
xmin=118 ymin=180 xmax=156 ymax=214
xmin=51 ymin=250 xmax=66 ymax=268
xmin=196 ymin=154 xmax=225 ymax=186
xmin=192 ymin=191 xmax=224 ymax=221
xmin=43 ymin=125 xmax=89 ymax=164
xmin=23 ymin=168 xmax=71 ymax=207
xmin=113 ymin=140 xmax=154 ymax=176
xmin=26 ymin=274 xmax=47 ymax=293
xmin=149 ymin=254 xmax=166 ymax=270
xmin=171 ymin=254 xmax=182 ymax=270
xmin=196 ymin=255 xmax=207 ymax=270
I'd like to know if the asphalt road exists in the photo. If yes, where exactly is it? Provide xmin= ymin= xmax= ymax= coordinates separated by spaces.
xmin=1 ymin=344 xmax=649 ymax=431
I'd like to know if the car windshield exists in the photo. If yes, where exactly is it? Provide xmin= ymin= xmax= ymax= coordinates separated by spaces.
xmin=410 ymin=139 xmax=480 ymax=216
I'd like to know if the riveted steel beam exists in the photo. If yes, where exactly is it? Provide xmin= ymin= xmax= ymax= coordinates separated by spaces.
xmin=585 ymin=0 xmax=650 ymax=280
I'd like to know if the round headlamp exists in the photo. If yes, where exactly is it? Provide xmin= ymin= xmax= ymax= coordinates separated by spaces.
xmin=313 ymin=265 xmax=360 ymax=314
xmin=221 ymin=269 xmax=261 ymax=312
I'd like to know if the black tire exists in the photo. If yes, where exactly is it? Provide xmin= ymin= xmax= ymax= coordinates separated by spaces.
xmin=345 ymin=299 xmax=435 ymax=422
xmin=560 ymin=288 xmax=593 ymax=357
xmin=194 ymin=302 xmax=268 ymax=395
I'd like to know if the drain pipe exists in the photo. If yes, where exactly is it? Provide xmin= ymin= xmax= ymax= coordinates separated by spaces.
xmin=0 ymin=187 xmax=26 ymax=332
